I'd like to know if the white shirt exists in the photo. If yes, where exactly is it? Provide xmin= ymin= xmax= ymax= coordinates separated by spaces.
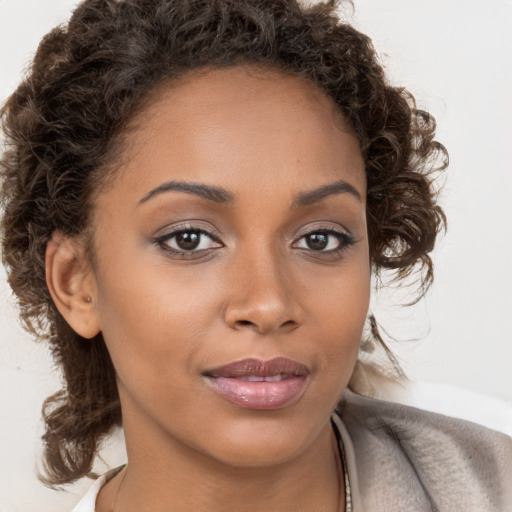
xmin=72 ymin=465 xmax=124 ymax=512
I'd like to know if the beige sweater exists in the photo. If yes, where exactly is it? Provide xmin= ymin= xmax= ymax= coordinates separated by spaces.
xmin=335 ymin=390 xmax=512 ymax=511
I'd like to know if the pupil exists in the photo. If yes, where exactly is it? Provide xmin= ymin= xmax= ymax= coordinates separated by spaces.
xmin=176 ymin=231 xmax=200 ymax=250
xmin=307 ymin=233 xmax=328 ymax=250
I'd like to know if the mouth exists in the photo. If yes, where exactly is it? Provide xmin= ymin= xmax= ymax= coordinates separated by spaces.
xmin=202 ymin=357 xmax=310 ymax=410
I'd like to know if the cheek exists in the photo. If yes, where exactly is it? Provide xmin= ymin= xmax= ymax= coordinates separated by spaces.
xmin=308 ymin=255 xmax=371 ymax=376
xmin=94 ymin=276 xmax=212 ymax=423
xmin=92 ymin=253 xmax=202 ymax=378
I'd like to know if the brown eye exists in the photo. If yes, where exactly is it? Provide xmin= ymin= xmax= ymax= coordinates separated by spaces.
xmin=156 ymin=228 xmax=223 ymax=254
xmin=296 ymin=231 xmax=342 ymax=251
xmin=305 ymin=232 xmax=329 ymax=250
xmin=175 ymin=231 xmax=201 ymax=250
xmin=293 ymin=228 xmax=356 ymax=255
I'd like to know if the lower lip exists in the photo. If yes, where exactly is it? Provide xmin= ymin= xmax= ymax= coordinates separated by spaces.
xmin=204 ymin=376 xmax=307 ymax=410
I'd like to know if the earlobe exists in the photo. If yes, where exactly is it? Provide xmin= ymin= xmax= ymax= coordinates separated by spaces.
xmin=45 ymin=232 xmax=100 ymax=339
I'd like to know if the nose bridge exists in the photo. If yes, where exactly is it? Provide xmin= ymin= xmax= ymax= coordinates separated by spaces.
xmin=224 ymin=238 xmax=301 ymax=334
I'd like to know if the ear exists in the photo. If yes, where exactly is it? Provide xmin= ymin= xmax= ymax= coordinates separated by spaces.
xmin=45 ymin=232 xmax=101 ymax=339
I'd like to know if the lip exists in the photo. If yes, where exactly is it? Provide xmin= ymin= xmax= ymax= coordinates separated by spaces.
xmin=203 ymin=357 xmax=310 ymax=410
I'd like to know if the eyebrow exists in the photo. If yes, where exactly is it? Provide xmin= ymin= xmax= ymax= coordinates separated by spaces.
xmin=138 ymin=181 xmax=234 ymax=205
xmin=290 ymin=179 xmax=362 ymax=208
xmin=138 ymin=178 xmax=362 ymax=207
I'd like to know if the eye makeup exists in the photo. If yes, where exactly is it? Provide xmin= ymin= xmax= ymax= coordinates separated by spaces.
xmin=153 ymin=221 xmax=357 ymax=262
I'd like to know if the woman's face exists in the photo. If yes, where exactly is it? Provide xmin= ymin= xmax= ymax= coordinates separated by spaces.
xmin=90 ymin=66 xmax=370 ymax=468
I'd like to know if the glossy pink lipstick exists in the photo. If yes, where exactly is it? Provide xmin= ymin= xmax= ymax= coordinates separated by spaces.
xmin=203 ymin=357 xmax=309 ymax=409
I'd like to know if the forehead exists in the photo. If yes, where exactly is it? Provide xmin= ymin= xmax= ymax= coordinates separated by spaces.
xmin=103 ymin=66 xmax=366 ymax=204
xmin=149 ymin=66 xmax=348 ymax=129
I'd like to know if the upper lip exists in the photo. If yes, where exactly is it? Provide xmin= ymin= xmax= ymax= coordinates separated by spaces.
xmin=203 ymin=357 xmax=310 ymax=378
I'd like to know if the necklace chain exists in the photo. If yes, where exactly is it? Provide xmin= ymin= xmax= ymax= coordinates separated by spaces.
xmin=112 ymin=466 xmax=127 ymax=512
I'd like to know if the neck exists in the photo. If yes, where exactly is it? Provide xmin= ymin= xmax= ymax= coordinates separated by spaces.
xmin=98 ymin=414 xmax=344 ymax=512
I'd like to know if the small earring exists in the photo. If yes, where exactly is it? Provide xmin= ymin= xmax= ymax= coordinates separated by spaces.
xmin=85 ymin=295 xmax=92 ymax=303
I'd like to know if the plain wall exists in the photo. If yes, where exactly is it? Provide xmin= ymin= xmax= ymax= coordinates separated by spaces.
xmin=1 ymin=0 xmax=511 ymax=510
xmin=351 ymin=0 xmax=512 ymax=401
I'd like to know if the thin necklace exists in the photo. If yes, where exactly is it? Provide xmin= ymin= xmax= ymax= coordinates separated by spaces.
xmin=113 ymin=465 xmax=128 ymax=512
xmin=333 ymin=432 xmax=344 ymax=512
xmin=332 ymin=420 xmax=351 ymax=512
xmin=339 ymin=440 xmax=352 ymax=512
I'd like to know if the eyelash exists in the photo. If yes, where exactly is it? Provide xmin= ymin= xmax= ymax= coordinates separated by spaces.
xmin=293 ymin=227 xmax=356 ymax=258
xmin=154 ymin=226 xmax=223 ymax=259
xmin=154 ymin=225 xmax=356 ymax=259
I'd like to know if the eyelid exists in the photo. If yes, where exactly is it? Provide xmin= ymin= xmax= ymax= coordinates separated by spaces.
xmin=153 ymin=220 xmax=223 ymax=241
xmin=292 ymin=222 xmax=353 ymax=241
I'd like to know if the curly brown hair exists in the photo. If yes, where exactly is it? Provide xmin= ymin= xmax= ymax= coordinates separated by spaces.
xmin=0 ymin=0 xmax=446 ymax=487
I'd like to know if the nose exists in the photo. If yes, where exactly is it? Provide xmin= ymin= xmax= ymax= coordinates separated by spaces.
xmin=223 ymin=245 xmax=303 ymax=335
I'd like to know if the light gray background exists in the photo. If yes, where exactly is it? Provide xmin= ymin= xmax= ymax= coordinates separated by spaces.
xmin=1 ymin=0 xmax=511 ymax=510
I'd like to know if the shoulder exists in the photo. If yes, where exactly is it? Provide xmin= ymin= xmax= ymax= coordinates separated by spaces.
xmin=338 ymin=390 xmax=512 ymax=512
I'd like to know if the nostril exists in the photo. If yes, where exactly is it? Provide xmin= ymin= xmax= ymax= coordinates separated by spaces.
xmin=234 ymin=319 xmax=298 ymax=332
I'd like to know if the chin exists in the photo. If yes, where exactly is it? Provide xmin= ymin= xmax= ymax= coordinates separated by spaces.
xmin=195 ymin=410 xmax=330 ymax=469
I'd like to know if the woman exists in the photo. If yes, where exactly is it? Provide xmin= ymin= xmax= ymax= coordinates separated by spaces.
xmin=1 ymin=0 xmax=510 ymax=511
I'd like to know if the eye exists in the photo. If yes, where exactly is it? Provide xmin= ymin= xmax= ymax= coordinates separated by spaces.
xmin=293 ymin=228 xmax=355 ymax=253
xmin=155 ymin=227 xmax=223 ymax=255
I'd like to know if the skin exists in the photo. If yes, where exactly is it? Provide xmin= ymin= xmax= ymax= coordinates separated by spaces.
xmin=47 ymin=66 xmax=370 ymax=511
